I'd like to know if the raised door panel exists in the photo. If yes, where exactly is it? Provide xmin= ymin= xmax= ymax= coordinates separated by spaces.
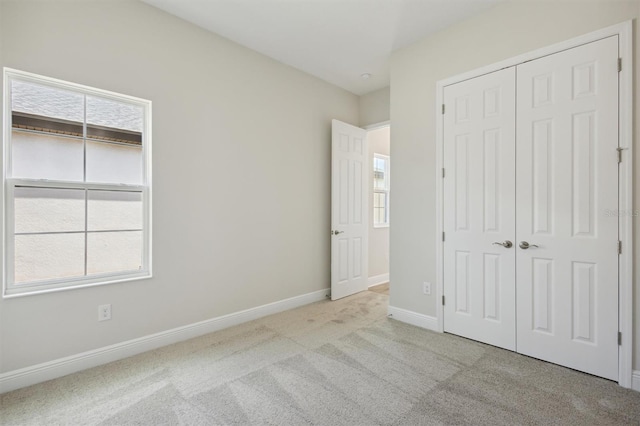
xmin=515 ymin=36 xmax=619 ymax=381
xmin=331 ymin=120 xmax=369 ymax=300
xmin=443 ymin=67 xmax=516 ymax=351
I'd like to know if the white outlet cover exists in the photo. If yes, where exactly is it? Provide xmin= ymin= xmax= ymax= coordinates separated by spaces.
xmin=98 ymin=304 xmax=112 ymax=321
xmin=423 ymin=282 xmax=431 ymax=295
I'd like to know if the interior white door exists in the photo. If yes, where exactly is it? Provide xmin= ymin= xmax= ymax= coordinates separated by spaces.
xmin=331 ymin=119 xmax=369 ymax=300
xmin=515 ymin=36 xmax=619 ymax=380
xmin=443 ymin=68 xmax=517 ymax=350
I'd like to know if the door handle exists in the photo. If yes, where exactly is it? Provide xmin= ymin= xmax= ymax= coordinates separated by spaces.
xmin=492 ymin=240 xmax=513 ymax=248
xmin=519 ymin=241 xmax=539 ymax=249
xmin=332 ymin=230 xmax=344 ymax=236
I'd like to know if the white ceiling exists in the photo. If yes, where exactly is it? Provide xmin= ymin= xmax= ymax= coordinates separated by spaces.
xmin=142 ymin=0 xmax=501 ymax=95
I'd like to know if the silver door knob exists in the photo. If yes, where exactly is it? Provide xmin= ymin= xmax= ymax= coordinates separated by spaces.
xmin=332 ymin=230 xmax=344 ymax=235
xmin=492 ymin=240 xmax=513 ymax=248
xmin=519 ymin=241 xmax=539 ymax=249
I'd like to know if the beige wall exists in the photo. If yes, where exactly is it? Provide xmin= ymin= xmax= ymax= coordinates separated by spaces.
xmin=0 ymin=0 xmax=358 ymax=372
xmin=389 ymin=0 xmax=640 ymax=372
xmin=359 ymin=87 xmax=390 ymax=127
xmin=368 ymin=126 xmax=390 ymax=281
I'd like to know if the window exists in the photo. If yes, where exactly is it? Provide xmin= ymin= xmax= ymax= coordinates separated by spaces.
xmin=3 ymin=69 xmax=152 ymax=296
xmin=373 ymin=154 xmax=390 ymax=227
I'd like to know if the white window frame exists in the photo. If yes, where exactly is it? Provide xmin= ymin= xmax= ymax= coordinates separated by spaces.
xmin=2 ymin=68 xmax=152 ymax=297
xmin=373 ymin=153 xmax=390 ymax=228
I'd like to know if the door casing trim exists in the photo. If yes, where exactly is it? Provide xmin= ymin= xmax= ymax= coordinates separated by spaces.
xmin=434 ymin=20 xmax=633 ymax=388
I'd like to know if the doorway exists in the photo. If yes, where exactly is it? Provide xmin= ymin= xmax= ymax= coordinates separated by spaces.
xmin=367 ymin=124 xmax=390 ymax=295
xmin=330 ymin=120 xmax=390 ymax=300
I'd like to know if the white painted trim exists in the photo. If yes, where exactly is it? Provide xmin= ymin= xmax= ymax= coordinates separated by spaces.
xmin=368 ymin=273 xmax=389 ymax=287
xmin=437 ymin=21 xmax=631 ymax=88
xmin=435 ymin=76 xmax=445 ymax=334
xmin=373 ymin=152 xmax=391 ymax=227
xmin=2 ymin=68 xmax=153 ymax=298
xmin=363 ymin=120 xmax=390 ymax=131
xmin=435 ymin=21 xmax=633 ymax=387
xmin=387 ymin=305 xmax=439 ymax=332
xmin=0 ymin=288 xmax=329 ymax=394
xmin=372 ymin=224 xmax=389 ymax=229
xmin=632 ymin=371 xmax=640 ymax=392
xmin=616 ymin=20 xmax=633 ymax=390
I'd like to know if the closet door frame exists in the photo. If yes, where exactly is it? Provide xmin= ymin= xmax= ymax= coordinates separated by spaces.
xmin=435 ymin=20 xmax=633 ymax=388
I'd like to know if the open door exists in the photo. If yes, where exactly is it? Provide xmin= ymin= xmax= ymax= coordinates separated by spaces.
xmin=331 ymin=119 xmax=369 ymax=300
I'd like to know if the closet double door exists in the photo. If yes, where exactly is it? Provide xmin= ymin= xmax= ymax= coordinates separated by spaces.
xmin=443 ymin=36 xmax=619 ymax=381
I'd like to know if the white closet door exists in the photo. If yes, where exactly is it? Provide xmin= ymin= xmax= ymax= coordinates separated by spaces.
xmin=515 ymin=36 xmax=619 ymax=380
xmin=443 ymin=68 xmax=517 ymax=350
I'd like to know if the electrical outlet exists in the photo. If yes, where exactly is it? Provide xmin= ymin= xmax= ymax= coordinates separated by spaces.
xmin=423 ymin=282 xmax=431 ymax=295
xmin=98 ymin=304 xmax=112 ymax=321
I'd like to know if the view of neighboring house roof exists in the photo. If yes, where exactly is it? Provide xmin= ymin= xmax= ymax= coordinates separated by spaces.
xmin=11 ymin=80 xmax=143 ymax=133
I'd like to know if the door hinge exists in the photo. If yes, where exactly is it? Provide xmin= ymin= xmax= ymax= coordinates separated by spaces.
xmin=617 ymin=147 xmax=627 ymax=163
xmin=618 ymin=57 xmax=622 ymax=72
xmin=618 ymin=331 xmax=622 ymax=345
xmin=618 ymin=240 xmax=622 ymax=254
xmin=442 ymin=231 xmax=445 ymax=242
xmin=442 ymin=104 xmax=445 ymax=114
xmin=442 ymin=295 xmax=445 ymax=306
xmin=442 ymin=168 xmax=445 ymax=178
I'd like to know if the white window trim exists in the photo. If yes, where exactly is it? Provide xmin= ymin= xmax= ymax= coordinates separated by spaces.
xmin=373 ymin=153 xmax=390 ymax=228
xmin=2 ymin=68 xmax=153 ymax=298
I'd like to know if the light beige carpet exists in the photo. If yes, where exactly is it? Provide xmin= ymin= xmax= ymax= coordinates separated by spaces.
xmin=368 ymin=283 xmax=389 ymax=295
xmin=1 ymin=290 xmax=639 ymax=425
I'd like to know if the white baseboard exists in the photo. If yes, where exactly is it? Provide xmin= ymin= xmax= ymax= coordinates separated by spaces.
xmin=632 ymin=370 xmax=640 ymax=392
xmin=0 ymin=288 xmax=330 ymax=394
xmin=387 ymin=305 xmax=439 ymax=332
xmin=368 ymin=273 xmax=389 ymax=287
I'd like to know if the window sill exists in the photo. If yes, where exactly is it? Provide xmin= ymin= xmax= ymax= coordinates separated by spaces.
xmin=373 ymin=224 xmax=390 ymax=229
xmin=3 ymin=271 xmax=152 ymax=298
